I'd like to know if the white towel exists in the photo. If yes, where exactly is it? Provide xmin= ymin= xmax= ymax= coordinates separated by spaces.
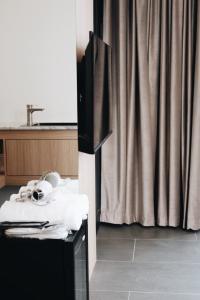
xmin=19 ymin=180 xmax=39 ymax=194
xmin=19 ymin=186 xmax=32 ymax=194
xmin=17 ymin=180 xmax=53 ymax=204
xmin=43 ymin=172 xmax=61 ymax=188
xmin=18 ymin=186 xmax=33 ymax=202
xmin=31 ymin=180 xmax=53 ymax=204
xmin=5 ymin=224 xmax=68 ymax=240
xmin=56 ymin=179 xmax=79 ymax=194
xmin=0 ymin=191 xmax=89 ymax=231
xmin=17 ymin=181 xmax=40 ymax=202
xmin=27 ymin=180 xmax=39 ymax=187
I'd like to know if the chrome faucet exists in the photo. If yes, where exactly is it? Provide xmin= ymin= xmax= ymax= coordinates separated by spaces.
xmin=27 ymin=105 xmax=44 ymax=126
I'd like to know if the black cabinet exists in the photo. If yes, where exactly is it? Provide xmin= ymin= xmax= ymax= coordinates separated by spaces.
xmin=0 ymin=221 xmax=89 ymax=300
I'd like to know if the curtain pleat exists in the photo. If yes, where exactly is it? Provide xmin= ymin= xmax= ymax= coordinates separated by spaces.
xmin=101 ymin=0 xmax=200 ymax=230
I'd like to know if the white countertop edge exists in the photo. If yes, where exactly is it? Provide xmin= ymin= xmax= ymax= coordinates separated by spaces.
xmin=0 ymin=123 xmax=78 ymax=130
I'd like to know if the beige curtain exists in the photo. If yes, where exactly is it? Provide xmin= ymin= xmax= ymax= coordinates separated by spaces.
xmin=101 ymin=0 xmax=200 ymax=230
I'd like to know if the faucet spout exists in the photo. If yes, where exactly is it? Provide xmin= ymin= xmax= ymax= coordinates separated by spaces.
xmin=27 ymin=105 xmax=45 ymax=126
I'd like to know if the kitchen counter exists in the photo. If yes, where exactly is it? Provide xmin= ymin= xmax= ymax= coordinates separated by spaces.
xmin=0 ymin=123 xmax=78 ymax=130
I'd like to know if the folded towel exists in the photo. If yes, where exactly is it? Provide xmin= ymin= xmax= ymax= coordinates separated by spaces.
xmin=0 ymin=191 xmax=89 ymax=231
xmin=58 ymin=178 xmax=79 ymax=194
xmin=5 ymin=224 xmax=68 ymax=240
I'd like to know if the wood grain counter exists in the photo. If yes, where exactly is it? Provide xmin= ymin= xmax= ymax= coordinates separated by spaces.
xmin=0 ymin=129 xmax=78 ymax=186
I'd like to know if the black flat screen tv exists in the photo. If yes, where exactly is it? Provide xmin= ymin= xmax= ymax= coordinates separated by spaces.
xmin=78 ymin=32 xmax=112 ymax=154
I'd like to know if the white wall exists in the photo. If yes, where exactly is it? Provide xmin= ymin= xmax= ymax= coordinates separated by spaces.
xmin=0 ymin=0 xmax=77 ymax=124
xmin=76 ymin=0 xmax=96 ymax=279
xmin=76 ymin=0 xmax=93 ymax=62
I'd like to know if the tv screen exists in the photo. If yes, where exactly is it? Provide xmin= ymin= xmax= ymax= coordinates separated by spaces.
xmin=78 ymin=33 xmax=112 ymax=154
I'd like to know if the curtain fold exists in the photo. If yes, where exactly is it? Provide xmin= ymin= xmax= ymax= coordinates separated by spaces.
xmin=101 ymin=0 xmax=200 ymax=229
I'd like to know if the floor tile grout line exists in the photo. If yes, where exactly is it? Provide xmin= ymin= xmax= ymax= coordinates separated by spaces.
xmin=132 ymin=239 xmax=136 ymax=262
xmin=128 ymin=291 xmax=131 ymax=300
xmin=90 ymin=289 xmax=128 ymax=293
xmin=131 ymin=290 xmax=200 ymax=295
xmin=97 ymin=259 xmax=132 ymax=263
xmin=136 ymin=238 xmax=198 ymax=241
xmin=89 ymin=289 xmax=200 ymax=296
xmin=97 ymin=237 xmax=133 ymax=240
xmin=131 ymin=260 xmax=200 ymax=265
xmin=98 ymin=237 xmax=197 ymax=241
xmin=97 ymin=237 xmax=134 ymax=241
xmin=96 ymin=259 xmax=200 ymax=264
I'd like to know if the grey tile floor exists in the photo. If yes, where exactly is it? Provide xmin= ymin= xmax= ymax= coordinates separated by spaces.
xmin=0 ymin=186 xmax=19 ymax=206
xmin=90 ymin=224 xmax=200 ymax=300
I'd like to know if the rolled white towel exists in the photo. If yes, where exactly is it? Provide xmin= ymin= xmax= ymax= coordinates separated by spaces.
xmin=10 ymin=194 xmax=21 ymax=202
xmin=18 ymin=186 xmax=34 ymax=201
xmin=31 ymin=180 xmax=53 ymax=204
xmin=27 ymin=180 xmax=39 ymax=187
xmin=18 ymin=180 xmax=51 ymax=203
xmin=19 ymin=186 xmax=29 ymax=194
xmin=16 ymin=181 xmax=39 ymax=202
xmin=43 ymin=172 xmax=61 ymax=188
